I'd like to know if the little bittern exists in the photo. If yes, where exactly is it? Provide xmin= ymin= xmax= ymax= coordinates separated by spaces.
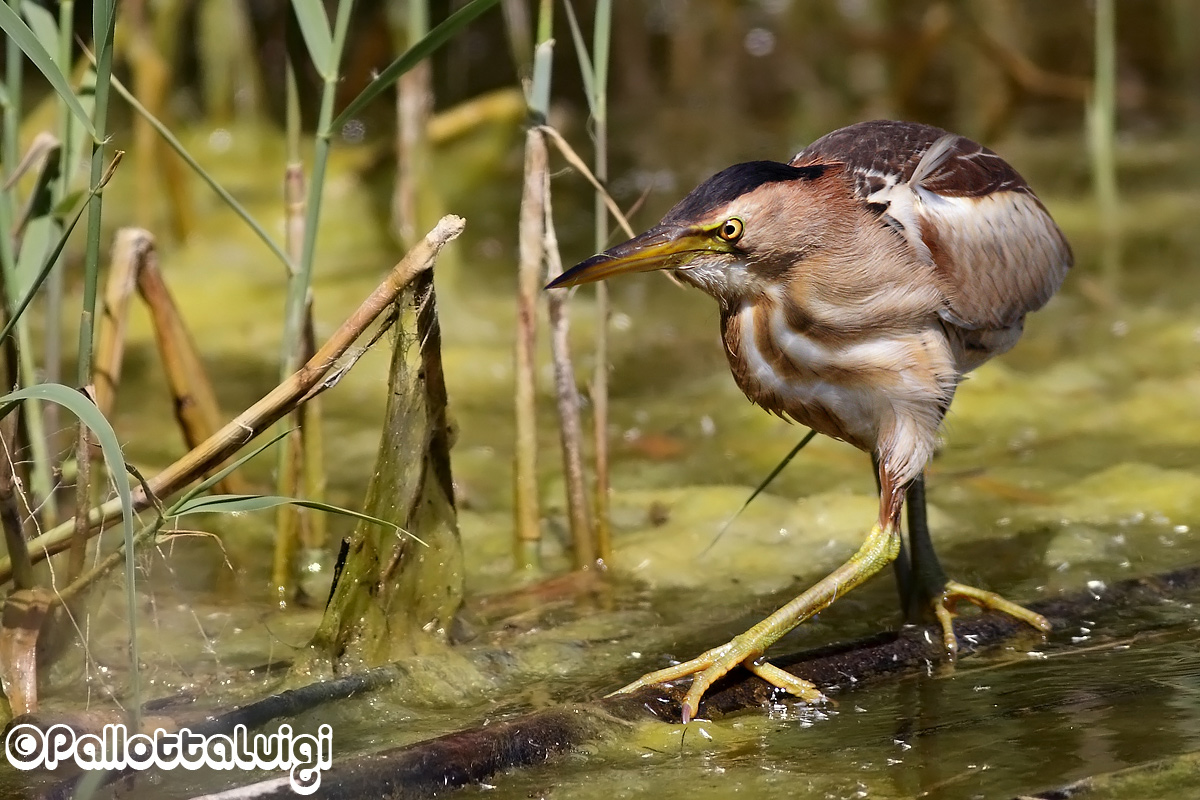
xmin=548 ymin=120 xmax=1072 ymax=723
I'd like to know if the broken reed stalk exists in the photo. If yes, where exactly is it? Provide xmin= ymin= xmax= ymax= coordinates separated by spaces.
xmin=512 ymin=3 xmax=558 ymax=572
xmin=294 ymin=0 xmax=465 ymax=654
xmin=532 ymin=120 xmax=659 ymax=566
xmin=543 ymin=186 xmax=593 ymax=569
xmin=136 ymin=244 xmax=251 ymax=495
xmin=513 ymin=130 xmax=544 ymax=571
xmin=93 ymin=229 xmax=248 ymax=495
xmin=590 ymin=0 xmax=613 ymax=565
xmin=0 ymin=587 xmax=53 ymax=717
xmin=0 ymin=216 xmax=466 ymax=587
xmin=92 ymin=232 xmax=139 ymax=422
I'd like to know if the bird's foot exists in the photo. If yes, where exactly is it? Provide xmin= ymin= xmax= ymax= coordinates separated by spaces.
xmin=610 ymin=636 xmax=825 ymax=723
xmin=932 ymin=580 xmax=1051 ymax=656
xmin=610 ymin=522 xmax=899 ymax=722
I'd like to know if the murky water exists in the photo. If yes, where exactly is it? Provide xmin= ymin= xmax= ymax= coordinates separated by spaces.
xmin=6 ymin=43 xmax=1200 ymax=800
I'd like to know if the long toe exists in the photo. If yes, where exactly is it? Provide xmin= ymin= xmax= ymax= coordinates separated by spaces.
xmin=609 ymin=640 xmax=823 ymax=723
xmin=744 ymin=659 xmax=826 ymax=704
xmin=933 ymin=580 xmax=1051 ymax=655
xmin=678 ymin=654 xmax=822 ymax=723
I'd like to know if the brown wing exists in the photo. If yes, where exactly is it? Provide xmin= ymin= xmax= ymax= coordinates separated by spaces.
xmin=791 ymin=120 xmax=1073 ymax=331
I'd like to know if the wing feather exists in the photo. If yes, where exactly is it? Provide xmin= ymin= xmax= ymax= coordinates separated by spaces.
xmin=791 ymin=120 xmax=1073 ymax=331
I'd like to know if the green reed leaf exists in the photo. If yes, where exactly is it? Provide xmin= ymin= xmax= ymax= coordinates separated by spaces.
xmin=0 ymin=3 xmax=96 ymax=139
xmin=290 ymin=0 xmax=333 ymax=74
xmin=170 ymin=494 xmax=428 ymax=546
xmin=331 ymin=0 xmax=501 ymax=130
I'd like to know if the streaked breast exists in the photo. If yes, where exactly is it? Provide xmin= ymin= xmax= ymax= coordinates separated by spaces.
xmin=722 ymin=300 xmax=958 ymax=453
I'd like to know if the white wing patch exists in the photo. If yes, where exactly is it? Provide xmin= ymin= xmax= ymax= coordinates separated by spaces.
xmin=854 ymin=134 xmax=956 ymax=269
xmin=841 ymin=136 xmax=1070 ymax=330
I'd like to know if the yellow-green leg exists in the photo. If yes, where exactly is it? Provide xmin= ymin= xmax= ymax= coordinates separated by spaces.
xmin=612 ymin=520 xmax=902 ymax=723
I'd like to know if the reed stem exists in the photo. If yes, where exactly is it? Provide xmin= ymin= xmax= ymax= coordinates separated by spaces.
xmin=512 ymin=1 xmax=555 ymax=570
xmin=0 ymin=417 xmax=32 ymax=590
xmin=273 ymin=56 xmax=307 ymax=605
xmin=544 ymin=185 xmax=593 ymax=569
xmin=590 ymin=0 xmax=612 ymax=565
xmin=44 ymin=0 xmax=75 ymax=469
xmin=281 ymin=0 xmax=355 ymax=377
xmin=0 ymin=0 xmax=55 ymax=525
xmin=68 ymin=2 xmax=118 ymax=583
xmin=274 ymin=1 xmax=354 ymax=603
xmin=514 ymin=125 xmax=545 ymax=571
xmin=1090 ymin=0 xmax=1119 ymax=285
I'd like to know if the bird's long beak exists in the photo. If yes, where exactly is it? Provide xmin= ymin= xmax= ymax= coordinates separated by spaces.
xmin=546 ymin=226 xmax=713 ymax=289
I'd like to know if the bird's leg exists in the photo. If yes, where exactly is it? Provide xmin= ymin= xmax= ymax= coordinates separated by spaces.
xmin=907 ymin=470 xmax=1051 ymax=654
xmin=611 ymin=463 xmax=907 ymax=723
xmin=904 ymin=472 xmax=947 ymax=622
xmin=876 ymin=454 xmax=914 ymax=619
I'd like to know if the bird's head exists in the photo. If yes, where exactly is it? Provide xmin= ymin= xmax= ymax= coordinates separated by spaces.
xmin=547 ymin=161 xmax=835 ymax=304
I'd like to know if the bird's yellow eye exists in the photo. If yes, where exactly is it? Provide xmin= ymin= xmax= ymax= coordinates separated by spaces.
xmin=718 ymin=217 xmax=744 ymax=242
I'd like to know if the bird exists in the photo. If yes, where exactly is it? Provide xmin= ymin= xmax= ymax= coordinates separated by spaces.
xmin=546 ymin=120 xmax=1073 ymax=724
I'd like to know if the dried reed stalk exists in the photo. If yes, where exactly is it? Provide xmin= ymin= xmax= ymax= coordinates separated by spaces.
xmin=513 ymin=129 xmax=547 ymax=570
xmin=543 ymin=181 xmax=593 ymax=569
xmin=0 ymin=217 xmax=466 ymax=586
xmin=93 ymin=229 xmax=249 ymax=494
